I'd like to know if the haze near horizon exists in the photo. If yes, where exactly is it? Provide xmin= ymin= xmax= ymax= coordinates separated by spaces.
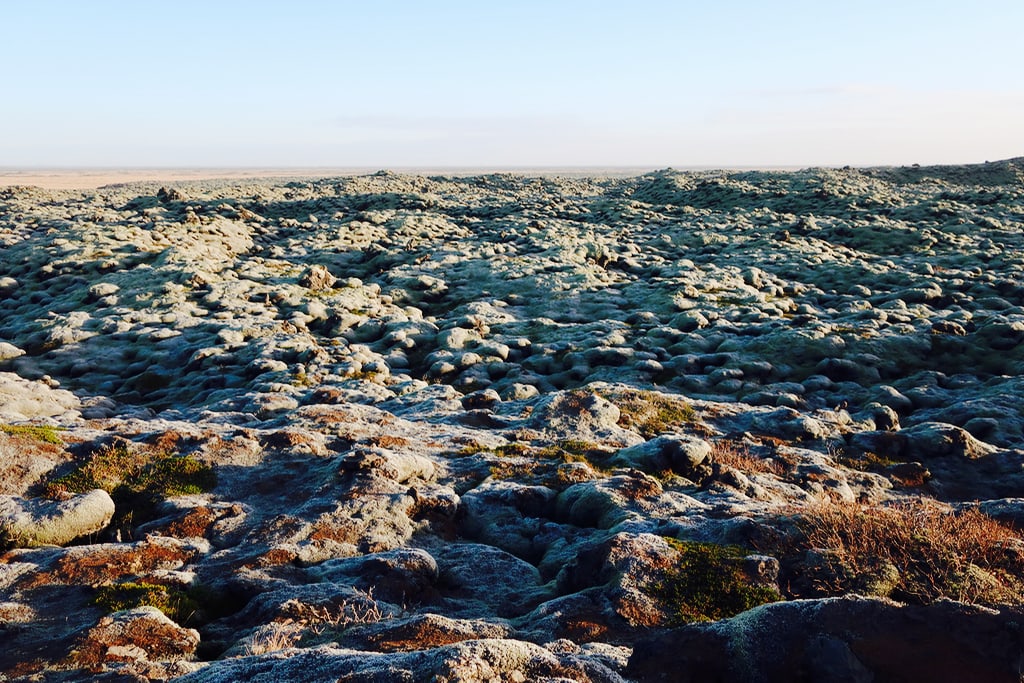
xmin=3 ymin=1 xmax=1022 ymax=169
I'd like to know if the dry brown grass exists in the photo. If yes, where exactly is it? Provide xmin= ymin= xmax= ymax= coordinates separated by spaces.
xmin=296 ymin=589 xmax=386 ymax=635
xmin=786 ymin=498 xmax=1024 ymax=605
xmin=244 ymin=623 xmax=302 ymax=655
xmin=242 ymin=588 xmax=389 ymax=655
xmin=709 ymin=440 xmax=786 ymax=476
xmin=368 ymin=434 xmax=411 ymax=449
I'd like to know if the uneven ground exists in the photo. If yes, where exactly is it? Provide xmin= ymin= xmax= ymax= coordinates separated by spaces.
xmin=2 ymin=160 xmax=1024 ymax=681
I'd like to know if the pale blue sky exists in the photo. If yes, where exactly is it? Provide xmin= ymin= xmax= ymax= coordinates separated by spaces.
xmin=2 ymin=1 xmax=1021 ymax=168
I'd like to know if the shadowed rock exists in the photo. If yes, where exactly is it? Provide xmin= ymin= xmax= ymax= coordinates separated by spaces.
xmin=627 ymin=596 xmax=1024 ymax=682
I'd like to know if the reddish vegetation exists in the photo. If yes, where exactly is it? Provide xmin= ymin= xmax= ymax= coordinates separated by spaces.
xmin=72 ymin=608 xmax=199 ymax=669
xmin=259 ymin=429 xmax=322 ymax=451
xmin=356 ymin=615 xmax=505 ymax=652
xmin=144 ymin=429 xmax=188 ymax=454
xmin=561 ymin=618 xmax=611 ymax=643
xmin=764 ymin=499 xmax=1024 ymax=604
xmin=245 ymin=546 xmax=300 ymax=569
xmin=19 ymin=539 xmax=201 ymax=589
xmin=710 ymin=440 xmax=787 ymax=476
xmin=367 ymin=434 xmax=412 ymax=449
xmin=307 ymin=518 xmax=363 ymax=544
xmin=162 ymin=507 xmax=221 ymax=539
xmin=617 ymin=471 xmax=664 ymax=500
xmin=885 ymin=461 xmax=931 ymax=487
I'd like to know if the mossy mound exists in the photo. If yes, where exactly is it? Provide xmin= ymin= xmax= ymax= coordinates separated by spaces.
xmin=44 ymin=440 xmax=216 ymax=535
xmin=653 ymin=540 xmax=781 ymax=624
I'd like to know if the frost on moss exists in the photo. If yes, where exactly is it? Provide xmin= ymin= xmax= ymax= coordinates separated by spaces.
xmin=598 ymin=388 xmax=697 ymax=438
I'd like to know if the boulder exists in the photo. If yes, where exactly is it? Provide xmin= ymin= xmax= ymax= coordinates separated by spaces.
xmin=612 ymin=435 xmax=713 ymax=479
xmin=458 ymin=481 xmax=558 ymax=559
xmin=0 ymin=372 xmax=81 ymax=422
xmin=434 ymin=543 xmax=551 ymax=618
xmin=902 ymin=422 xmax=998 ymax=460
xmin=299 ymin=264 xmax=338 ymax=292
xmin=74 ymin=606 xmax=200 ymax=669
xmin=752 ymin=407 xmax=833 ymax=442
xmin=0 ymin=276 xmax=19 ymax=297
xmin=556 ymin=532 xmax=680 ymax=627
xmin=530 ymin=389 xmax=643 ymax=447
xmin=0 ymin=342 xmax=25 ymax=362
xmin=157 ymin=187 xmax=187 ymax=202
xmin=340 ymin=613 xmax=512 ymax=652
xmin=307 ymin=548 xmax=439 ymax=604
xmin=0 ymin=489 xmax=115 ymax=547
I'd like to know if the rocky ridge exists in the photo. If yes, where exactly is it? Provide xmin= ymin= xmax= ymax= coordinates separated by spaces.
xmin=1 ymin=160 xmax=1024 ymax=681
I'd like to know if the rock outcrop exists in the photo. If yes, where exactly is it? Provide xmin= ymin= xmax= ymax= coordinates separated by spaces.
xmin=627 ymin=596 xmax=1024 ymax=683
xmin=1 ymin=161 xmax=1023 ymax=679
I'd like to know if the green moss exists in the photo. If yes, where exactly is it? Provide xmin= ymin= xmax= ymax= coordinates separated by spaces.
xmin=537 ymin=439 xmax=613 ymax=472
xmin=653 ymin=540 xmax=781 ymax=624
xmin=293 ymin=370 xmax=317 ymax=387
xmin=454 ymin=444 xmax=490 ymax=457
xmin=44 ymin=441 xmax=216 ymax=535
xmin=135 ymin=454 xmax=218 ymax=496
xmin=495 ymin=442 xmax=531 ymax=457
xmin=45 ymin=442 xmax=139 ymax=495
xmin=345 ymin=368 xmax=383 ymax=383
xmin=0 ymin=424 xmax=65 ymax=444
xmin=93 ymin=582 xmax=200 ymax=624
xmin=464 ymin=438 xmax=613 ymax=488
xmin=555 ymin=439 xmax=600 ymax=455
xmin=598 ymin=388 xmax=696 ymax=438
xmin=46 ymin=442 xmax=215 ymax=499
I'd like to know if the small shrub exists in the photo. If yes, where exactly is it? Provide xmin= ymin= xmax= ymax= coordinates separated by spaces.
xmin=779 ymin=499 xmax=1024 ymax=605
xmin=245 ymin=624 xmax=301 ymax=655
xmin=653 ymin=540 xmax=780 ymax=624
xmin=710 ymin=440 xmax=786 ymax=476
xmin=287 ymin=587 xmax=386 ymax=635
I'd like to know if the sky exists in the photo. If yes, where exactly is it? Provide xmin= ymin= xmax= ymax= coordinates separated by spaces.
xmin=2 ymin=0 xmax=1022 ymax=168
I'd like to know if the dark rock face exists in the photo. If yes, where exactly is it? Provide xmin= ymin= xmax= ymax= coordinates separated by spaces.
xmin=628 ymin=596 xmax=1024 ymax=683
